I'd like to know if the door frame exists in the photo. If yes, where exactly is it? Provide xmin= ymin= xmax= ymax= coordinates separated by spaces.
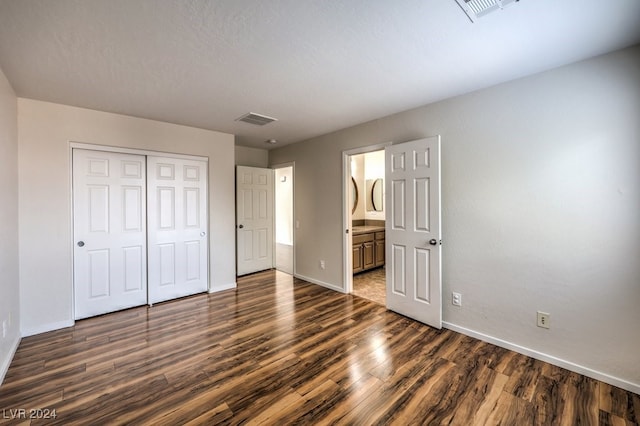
xmin=342 ymin=142 xmax=391 ymax=294
xmin=69 ymin=142 xmax=209 ymax=319
xmin=271 ymin=162 xmax=296 ymax=276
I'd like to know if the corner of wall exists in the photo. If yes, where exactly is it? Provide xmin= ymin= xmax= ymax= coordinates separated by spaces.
xmin=0 ymin=335 xmax=20 ymax=385
xmin=0 ymin=65 xmax=20 ymax=386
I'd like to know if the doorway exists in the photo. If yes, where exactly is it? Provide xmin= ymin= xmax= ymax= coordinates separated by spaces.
xmin=343 ymin=137 xmax=443 ymax=329
xmin=343 ymin=143 xmax=390 ymax=304
xmin=235 ymin=164 xmax=295 ymax=276
xmin=274 ymin=164 xmax=294 ymax=274
xmin=349 ymin=150 xmax=386 ymax=305
xmin=236 ymin=166 xmax=274 ymax=276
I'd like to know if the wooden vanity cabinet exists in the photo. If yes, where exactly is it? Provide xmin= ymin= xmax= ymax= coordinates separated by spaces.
xmin=363 ymin=241 xmax=375 ymax=270
xmin=374 ymin=231 xmax=385 ymax=267
xmin=353 ymin=243 xmax=364 ymax=273
xmin=353 ymin=230 xmax=384 ymax=274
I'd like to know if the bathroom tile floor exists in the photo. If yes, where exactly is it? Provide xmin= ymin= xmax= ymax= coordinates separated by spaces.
xmin=352 ymin=267 xmax=386 ymax=306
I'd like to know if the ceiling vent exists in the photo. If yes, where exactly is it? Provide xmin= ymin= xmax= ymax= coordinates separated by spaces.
xmin=236 ymin=112 xmax=278 ymax=126
xmin=454 ymin=0 xmax=519 ymax=22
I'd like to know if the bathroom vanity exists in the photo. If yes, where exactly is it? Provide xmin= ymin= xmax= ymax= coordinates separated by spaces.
xmin=352 ymin=224 xmax=385 ymax=274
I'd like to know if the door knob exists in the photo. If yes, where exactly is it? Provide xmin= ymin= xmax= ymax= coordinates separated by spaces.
xmin=77 ymin=241 xmax=85 ymax=247
xmin=429 ymin=239 xmax=437 ymax=246
xmin=238 ymin=224 xmax=244 ymax=229
xmin=200 ymin=231 xmax=206 ymax=237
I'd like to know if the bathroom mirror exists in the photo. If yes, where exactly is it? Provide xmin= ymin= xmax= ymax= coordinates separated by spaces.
xmin=351 ymin=177 xmax=358 ymax=214
xmin=371 ymin=178 xmax=383 ymax=211
xmin=366 ymin=178 xmax=384 ymax=212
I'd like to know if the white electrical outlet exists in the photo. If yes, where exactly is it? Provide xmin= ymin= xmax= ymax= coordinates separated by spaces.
xmin=320 ymin=260 xmax=325 ymax=269
xmin=537 ymin=311 xmax=550 ymax=329
xmin=452 ymin=292 xmax=462 ymax=307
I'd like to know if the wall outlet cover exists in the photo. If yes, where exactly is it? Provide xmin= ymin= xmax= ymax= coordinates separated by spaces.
xmin=452 ymin=292 xmax=462 ymax=307
xmin=537 ymin=311 xmax=550 ymax=329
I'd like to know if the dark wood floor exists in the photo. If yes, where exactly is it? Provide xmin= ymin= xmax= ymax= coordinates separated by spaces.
xmin=1 ymin=270 xmax=638 ymax=425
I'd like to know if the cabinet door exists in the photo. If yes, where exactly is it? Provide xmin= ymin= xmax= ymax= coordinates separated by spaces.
xmin=363 ymin=241 xmax=375 ymax=270
xmin=375 ymin=240 xmax=385 ymax=267
xmin=353 ymin=244 xmax=364 ymax=273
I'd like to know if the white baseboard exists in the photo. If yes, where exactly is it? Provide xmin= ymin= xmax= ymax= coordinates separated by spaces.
xmin=21 ymin=319 xmax=75 ymax=338
xmin=209 ymin=282 xmax=237 ymax=293
xmin=294 ymin=273 xmax=346 ymax=294
xmin=443 ymin=321 xmax=640 ymax=395
xmin=0 ymin=334 xmax=21 ymax=385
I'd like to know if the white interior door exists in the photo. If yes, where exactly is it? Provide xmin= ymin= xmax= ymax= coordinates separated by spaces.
xmin=73 ymin=149 xmax=147 ymax=319
xmin=385 ymin=136 xmax=442 ymax=328
xmin=147 ymin=156 xmax=208 ymax=304
xmin=236 ymin=166 xmax=274 ymax=276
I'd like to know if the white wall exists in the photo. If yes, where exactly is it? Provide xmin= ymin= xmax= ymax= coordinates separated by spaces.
xmin=235 ymin=145 xmax=268 ymax=167
xmin=18 ymin=99 xmax=236 ymax=336
xmin=0 ymin=67 xmax=20 ymax=384
xmin=270 ymin=45 xmax=640 ymax=391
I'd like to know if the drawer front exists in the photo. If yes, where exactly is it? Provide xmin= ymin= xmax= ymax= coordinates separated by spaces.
xmin=375 ymin=231 xmax=385 ymax=240
xmin=353 ymin=233 xmax=374 ymax=245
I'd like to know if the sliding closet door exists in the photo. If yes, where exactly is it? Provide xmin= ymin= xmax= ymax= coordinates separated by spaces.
xmin=147 ymin=156 xmax=208 ymax=304
xmin=73 ymin=149 xmax=147 ymax=319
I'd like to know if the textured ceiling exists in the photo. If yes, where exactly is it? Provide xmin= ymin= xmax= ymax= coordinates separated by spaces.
xmin=0 ymin=0 xmax=639 ymax=149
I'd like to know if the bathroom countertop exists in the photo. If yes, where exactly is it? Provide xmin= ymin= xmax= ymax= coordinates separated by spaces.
xmin=352 ymin=225 xmax=385 ymax=235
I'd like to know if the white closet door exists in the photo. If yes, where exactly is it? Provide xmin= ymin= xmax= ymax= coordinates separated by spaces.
xmin=73 ymin=149 xmax=147 ymax=319
xmin=147 ymin=156 xmax=208 ymax=304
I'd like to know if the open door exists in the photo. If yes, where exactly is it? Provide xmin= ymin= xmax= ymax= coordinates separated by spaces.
xmin=236 ymin=166 xmax=274 ymax=276
xmin=385 ymin=136 xmax=442 ymax=328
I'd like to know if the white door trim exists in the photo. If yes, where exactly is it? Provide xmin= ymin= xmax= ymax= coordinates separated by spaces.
xmin=70 ymin=142 xmax=208 ymax=162
xmin=342 ymin=142 xmax=392 ymax=294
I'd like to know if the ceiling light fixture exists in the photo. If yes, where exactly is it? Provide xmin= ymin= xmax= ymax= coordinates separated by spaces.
xmin=454 ymin=0 xmax=519 ymax=22
xmin=265 ymin=139 xmax=278 ymax=145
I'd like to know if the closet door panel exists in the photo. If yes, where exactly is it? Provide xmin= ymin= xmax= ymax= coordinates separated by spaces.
xmin=148 ymin=156 xmax=208 ymax=304
xmin=73 ymin=149 xmax=147 ymax=319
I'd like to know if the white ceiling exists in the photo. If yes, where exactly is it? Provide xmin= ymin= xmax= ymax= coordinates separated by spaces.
xmin=0 ymin=0 xmax=639 ymax=149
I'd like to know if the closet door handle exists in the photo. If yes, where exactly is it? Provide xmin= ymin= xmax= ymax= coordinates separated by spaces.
xmin=77 ymin=241 xmax=85 ymax=247
xmin=238 ymin=224 xmax=244 ymax=229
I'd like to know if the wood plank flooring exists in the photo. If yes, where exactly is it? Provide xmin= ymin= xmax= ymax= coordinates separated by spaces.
xmin=1 ymin=270 xmax=638 ymax=425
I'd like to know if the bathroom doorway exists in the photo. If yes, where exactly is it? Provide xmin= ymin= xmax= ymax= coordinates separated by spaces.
xmin=343 ymin=144 xmax=389 ymax=305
